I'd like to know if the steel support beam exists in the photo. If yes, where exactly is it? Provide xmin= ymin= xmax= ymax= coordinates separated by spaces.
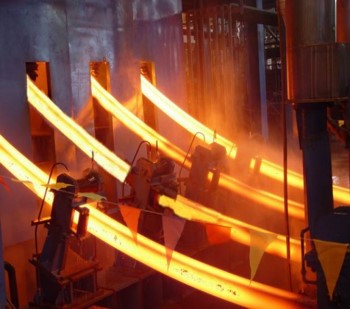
xmin=296 ymin=103 xmax=334 ymax=236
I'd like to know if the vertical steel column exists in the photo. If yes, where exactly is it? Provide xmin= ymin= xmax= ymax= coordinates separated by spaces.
xmin=185 ymin=12 xmax=194 ymax=113
xmin=257 ymin=0 xmax=268 ymax=141
xmin=296 ymin=103 xmax=334 ymax=236
xmin=284 ymin=0 xmax=337 ymax=235
xmin=193 ymin=9 xmax=205 ymax=122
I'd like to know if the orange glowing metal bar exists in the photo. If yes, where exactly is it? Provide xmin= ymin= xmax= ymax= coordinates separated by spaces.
xmin=250 ymin=158 xmax=303 ymax=189
xmin=141 ymin=77 xmax=349 ymax=206
xmin=159 ymin=194 xmax=300 ymax=263
xmin=28 ymin=74 xmax=304 ymax=244
xmin=333 ymin=186 xmax=350 ymax=204
xmin=90 ymin=76 xmax=186 ymax=164
xmin=91 ymin=78 xmax=302 ymax=259
xmin=27 ymin=76 xmax=130 ymax=182
xmin=140 ymin=75 xmax=237 ymax=158
xmin=22 ymin=79 xmax=306 ymax=300
xmin=94 ymin=78 xmax=305 ymax=220
xmin=0 ymin=136 xmax=312 ymax=308
xmin=86 ymin=205 xmax=310 ymax=309
xmin=0 ymin=135 xmax=54 ymax=204
xmin=251 ymin=158 xmax=350 ymax=205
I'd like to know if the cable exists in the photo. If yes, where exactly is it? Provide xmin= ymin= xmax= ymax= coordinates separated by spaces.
xmin=91 ymin=151 xmax=95 ymax=170
xmin=178 ymin=132 xmax=205 ymax=194
xmin=277 ymin=2 xmax=293 ymax=291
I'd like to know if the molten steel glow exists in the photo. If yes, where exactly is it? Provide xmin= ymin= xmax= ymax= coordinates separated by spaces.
xmin=0 ymin=135 xmax=54 ymax=204
xmin=26 ymin=75 xmax=304 ymax=272
xmin=219 ymin=173 xmax=304 ymax=220
xmin=86 ymin=205 xmax=310 ymax=309
xmin=250 ymin=158 xmax=303 ymax=189
xmin=25 ymin=76 xmax=305 ymax=297
xmin=251 ymin=158 xmax=350 ymax=205
xmin=141 ymin=75 xmax=237 ymax=158
xmin=333 ymin=186 xmax=350 ymax=205
xmin=159 ymin=194 xmax=300 ymax=263
xmin=27 ymin=76 xmax=130 ymax=182
xmin=94 ymin=77 xmax=305 ymax=220
xmin=28 ymin=75 xmax=303 ymax=235
xmin=141 ymin=77 xmax=349 ymax=206
xmin=91 ymin=78 xmax=302 ymax=259
xmin=0 ymin=135 xmax=312 ymax=308
xmin=91 ymin=76 xmax=186 ymax=164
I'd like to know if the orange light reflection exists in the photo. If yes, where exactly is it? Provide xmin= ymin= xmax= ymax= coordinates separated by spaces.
xmin=0 ymin=135 xmax=312 ymax=308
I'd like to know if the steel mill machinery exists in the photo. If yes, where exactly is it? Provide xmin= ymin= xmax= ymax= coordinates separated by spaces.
xmin=184 ymin=142 xmax=227 ymax=206
xmin=121 ymin=153 xmax=179 ymax=242
xmin=281 ymin=1 xmax=350 ymax=308
xmin=29 ymin=151 xmax=182 ymax=308
xmin=120 ymin=141 xmax=226 ymax=245
xmin=181 ymin=142 xmax=227 ymax=245
xmin=29 ymin=170 xmax=113 ymax=308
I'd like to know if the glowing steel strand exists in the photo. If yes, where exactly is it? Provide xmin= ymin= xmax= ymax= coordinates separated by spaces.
xmin=219 ymin=173 xmax=304 ymax=220
xmin=27 ymin=76 xmax=130 ymax=183
xmin=159 ymin=194 xmax=300 ymax=262
xmin=253 ymin=158 xmax=350 ymax=205
xmin=93 ymin=77 xmax=305 ymax=220
xmin=0 ymin=136 xmax=54 ymax=204
xmin=250 ymin=158 xmax=303 ymax=189
xmin=90 ymin=76 xmax=186 ymax=165
xmin=141 ymin=75 xmax=237 ymax=158
xmin=0 ymin=135 xmax=313 ymax=308
xmin=334 ymin=186 xmax=350 ymax=205
xmin=86 ymin=205 xmax=311 ymax=309
xmin=141 ymin=76 xmax=349 ymax=205
xmin=27 ymin=77 xmax=303 ymax=261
